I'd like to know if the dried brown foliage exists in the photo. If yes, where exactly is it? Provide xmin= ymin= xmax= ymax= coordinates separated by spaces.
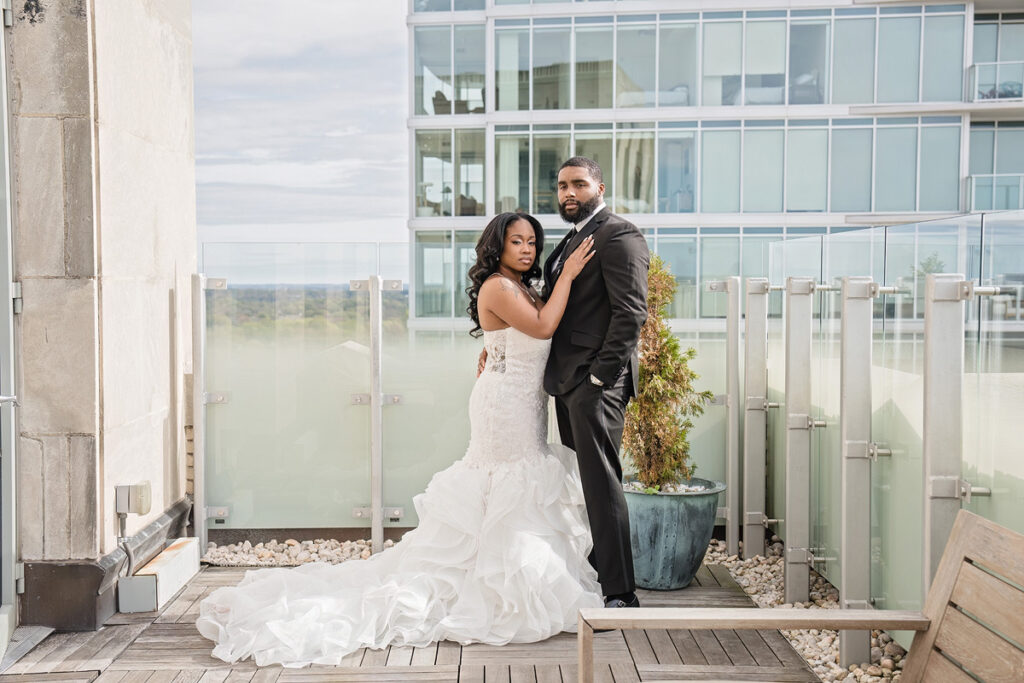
xmin=622 ymin=255 xmax=714 ymax=490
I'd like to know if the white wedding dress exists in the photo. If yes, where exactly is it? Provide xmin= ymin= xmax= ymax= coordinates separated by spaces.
xmin=197 ymin=327 xmax=603 ymax=667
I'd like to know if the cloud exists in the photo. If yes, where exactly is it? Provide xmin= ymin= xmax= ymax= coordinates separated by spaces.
xmin=193 ymin=1 xmax=409 ymax=238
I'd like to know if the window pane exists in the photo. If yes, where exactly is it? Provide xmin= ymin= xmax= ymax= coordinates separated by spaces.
xmin=743 ymin=129 xmax=783 ymax=211
xmin=742 ymin=236 xmax=781 ymax=279
xmin=575 ymin=132 xmax=614 ymax=202
xmin=415 ymin=231 xmax=452 ymax=317
xmin=414 ymin=26 xmax=451 ymax=115
xmin=453 ymin=0 xmax=484 ymax=9
xmin=875 ymin=127 xmax=918 ymax=211
xmin=454 ymin=25 xmax=485 ymax=114
xmin=655 ymin=237 xmax=697 ymax=318
xmin=534 ymin=27 xmax=570 ymax=110
xmin=969 ymin=128 xmax=994 ymax=175
xmin=657 ymin=131 xmax=696 ymax=213
xmin=922 ymin=16 xmax=964 ymax=101
xmin=416 ymin=130 xmax=452 ymax=216
xmin=617 ymin=24 xmax=656 ymax=107
xmin=703 ymin=22 xmax=742 ymax=106
xmin=615 ymin=132 xmax=655 ymax=214
xmin=786 ymin=129 xmax=827 ymax=211
xmin=455 ymin=230 xmax=482 ymax=318
xmin=995 ymin=128 xmax=1024 ymax=174
xmin=745 ymin=21 xmax=786 ymax=105
xmin=789 ymin=21 xmax=830 ymax=104
xmin=701 ymin=130 xmax=740 ymax=212
xmin=496 ymin=134 xmax=529 ymax=212
xmin=833 ymin=19 xmax=875 ymax=104
xmin=454 ymin=129 xmax=485 ymax=216
xmin=658 ymin=24 xmax=697 ymax=106
xmin=533 ymin=134 xmax=570 ymax=213
xmin=919 ymin=126 xmax=960 ymax=211
xmin=973 ymin=23 xmax=998 ymax=63
xmin=496 ymin=29 xmax=529 ymax=111
xmin=878 ymin=17 xmax=921 ymax=103
xmin=414 ymin=0 xmax=450 ymax=12
xmin=700 ymin=237 xmax=739 ymax=318
xmin=575 ymin=26 xmax=613 ymax=109
xmin=830 ymin=128 xmax=872 ymax=212
xmin=998 ymin=23 xmax=1024 ymax=62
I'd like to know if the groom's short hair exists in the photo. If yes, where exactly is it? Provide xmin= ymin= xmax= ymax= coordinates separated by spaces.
xmin=559 ymin=156 xmax=603 ymax=184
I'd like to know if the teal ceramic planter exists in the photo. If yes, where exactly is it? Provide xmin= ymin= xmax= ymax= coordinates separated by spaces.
xmin=625 ymin=477 xmax=726 ymax=590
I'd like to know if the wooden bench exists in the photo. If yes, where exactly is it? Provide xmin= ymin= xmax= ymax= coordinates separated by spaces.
xmin=578 ymin=510 xmax=1024 ymax=682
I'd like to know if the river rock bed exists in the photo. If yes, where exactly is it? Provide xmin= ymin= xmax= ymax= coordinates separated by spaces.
xmin=704 ymin=538 xmax=907 ymax=683
xmin=203 ymin=537 xmax=394 ymax=566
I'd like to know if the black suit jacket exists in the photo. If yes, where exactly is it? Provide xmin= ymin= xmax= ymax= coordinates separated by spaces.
xmin=542 ymin=207 xmax=650 ymax=397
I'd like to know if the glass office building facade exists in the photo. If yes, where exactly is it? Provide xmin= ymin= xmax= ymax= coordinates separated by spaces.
xmin=408 ymin=1 xmax=1024 ymax=322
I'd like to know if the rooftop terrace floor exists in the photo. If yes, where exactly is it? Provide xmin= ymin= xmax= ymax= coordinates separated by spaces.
xmin=0 ymin=565 xmax=818 ymax=682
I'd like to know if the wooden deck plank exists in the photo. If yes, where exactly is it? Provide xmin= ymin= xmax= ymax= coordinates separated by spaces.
xmin=712 ymin=630 xmax=757 ymax=667
xmin=359 ymin=647 xmax=389 ymax=667
xmin=0 ymin=674 xmax=99 ymax=682
xmin=643 ymin=630 xmax=681 ymax=665
xmin=75 ymin=625 xmax=150 ymax=672
xmin=621 ymin=632 xmax=655 ymax=668
xmin=693 ymin=566 xmax=717 ymax=587
xmin=223 ymin=671 xmax=256 ymax=683
xmin=169 ymin=672 xmax=204 ymax=683
xmin=483 ymin=665 xmax=510 ymax=683
xmin=276 ymin=665 xmax=458 ymax=681
xmin=508 ymin=664 xmax=535 ymax=683
xmin=92 ymin=672 xmax=128 ymax=683
xmin=734 ymin=630 xmax=782 ymax=668
xmin=636 ymin=663 xmax=818 ymax=681
xmin=756 ymin=630 xmax=808 ymax=669
xmin=248 ymin=668 xmax=282 ymax=683
xmin=707 ymin=565 xmax=737 ymax=589
xmin=385 ymin=646 xmax=414 ymax=667
xmin=456 ymin=665 xmax=482 ymax=683
xmin=155 ymin=585 xmax=209 ymax=625
xmin=177 ymin=589 xmax=217 ymax=625
xmin=410 ymin=645 xmax=437 ymax=667
xmin=534 ymin=664 xmax=560 ymax=683
xmin=608 ymin=662 xmax=640 ymax=683
xmin=196 ymin=671 xmax=230 ymax=683
xmin=690 ymin=630 xmax=730 ymax=666
xmin=435 ymin=643 xmax=460 ymax=667
xmin=666 ymin=630 xmax=706 ymax=666
xmin=118 ymin=672 xmax=156 ymax=683
xmin=146 ymin=672 xmax=184 ymax=683
xmin=5 ymin=633 xmax=94 ymax=675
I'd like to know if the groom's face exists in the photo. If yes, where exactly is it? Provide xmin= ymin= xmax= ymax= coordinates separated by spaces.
xmin=557 ymin=166 xmax=604 ymax=224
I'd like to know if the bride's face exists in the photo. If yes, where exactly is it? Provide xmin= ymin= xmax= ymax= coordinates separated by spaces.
xmin=499 ymin=218 xmax=537 ymax=274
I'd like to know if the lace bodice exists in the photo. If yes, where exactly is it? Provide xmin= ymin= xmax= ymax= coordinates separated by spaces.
xmin=467 ymin=328 xmax=551 ymax=463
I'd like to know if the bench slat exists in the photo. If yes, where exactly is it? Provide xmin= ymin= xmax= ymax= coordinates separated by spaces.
xmin=921 ymin=650 xmax=977 ymax=683
xmin=579 ymin=608 xmax=930 ymax=632
xmin=949 ymin=560 xmax=1024 ymax=647
xmin=931 ymin=606 xmax=1024 ymax=682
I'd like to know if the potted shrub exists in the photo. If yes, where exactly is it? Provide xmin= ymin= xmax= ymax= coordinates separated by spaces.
xmin=622 ymin=255 xmax=721 ymax=590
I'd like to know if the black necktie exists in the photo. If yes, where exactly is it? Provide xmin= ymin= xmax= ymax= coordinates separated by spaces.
xmin=554 ymin=227 xmax=578 ymax=277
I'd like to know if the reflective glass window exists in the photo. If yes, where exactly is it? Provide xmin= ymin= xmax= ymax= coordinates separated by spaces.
xmin=658 ymin=24 xmax=697 ymax=106
xmin=789 ymin=21 xmax=830 ymax=104
xmin=700 ymin=237 xmax=739 ymax=317
xmin=414 ymin=0 xmax=451 ymax=12
xmin=416 ymin=130 xmax=452 ymax=216
xmin=786 ymin=129 xmax=827 ymax=212
xmin=922 ymin=16 xmax=964 ymax=101
xmin=742 ymin=235 xmax=780 ymax=280
xmin=496 ymin=134 xmax=530 ymax=213
xmin=830 ymin=128 xmax=873 ymax=212
xmin=657 ymin=131 xmax=696 ymax=213
xmin=745 ymin=21 xmax=786 ymax=105
xmin=878 ymin=17 xmax=922 ymax=102
xmin=415 ymin=231 xmax=452 ymax=317
xmin=743 ymin=129 xmax=784 ymax=212
xmin=833 ymin=19 xmax=875 ymax=104
xmin=533 ymin=27 xmax=571 ymax=110
xmin=455 ymin=230 xmax=483 ymax=318
xmin=575 ymin=132 xmax=614 ymax=202
xmin=875 ymin=127 xmax=918 ymax=211
xmin=454 ymin=25 xmax=485 ymax=114
xmin=454 ymin=129 xmax=485 ymax=216
xmin=575 ymin=25 xmax=613 ymax=109
xmin=616 ymin=24 xmax=657 ymax=107
xmin=973 ymin=23 xmax=998 ymax=62
xmin=496 ymin=28 xmax=530 ymax=111
xmin=453 ymin=0 xmax=484 ymax=8
xmin=703 ymin=22 xmax=742 ymax=106
xmin=969 ymin=127 xmax=995 ymax=175
xmin=919 ymin=126 xmax=960 ymax=211
xmin=533 ymin=134 xmax=570 ymax=213
xmin=656 ymin=237 xmax=698 ymax=318
xmin=615 ymin=132 xmax=655 ymax=214
xmin=414 ymin=26 xmax=451 ymax=115
xmin=996 ymin=128 xmax=1024 ymax=174
xmin=999 ymin=23 xmax=1024 ymax=62
xmin=701 ymin=129 xmax=741 ymax=212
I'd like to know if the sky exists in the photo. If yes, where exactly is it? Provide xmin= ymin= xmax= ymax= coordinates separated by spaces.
xmin=192 ymin=1 xmax=410 ymax=251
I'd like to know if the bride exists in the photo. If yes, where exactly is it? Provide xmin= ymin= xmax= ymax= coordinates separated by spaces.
xmin=197 ymin=212 xmax=601 ymax=667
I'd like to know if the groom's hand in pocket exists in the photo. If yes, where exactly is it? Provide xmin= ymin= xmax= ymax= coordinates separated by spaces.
xmin=477 ymin=348 xmax=488 ymax=377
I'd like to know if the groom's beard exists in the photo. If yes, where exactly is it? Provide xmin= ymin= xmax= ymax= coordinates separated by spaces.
xmin=558 ymin=194 xmax=602 ymax=224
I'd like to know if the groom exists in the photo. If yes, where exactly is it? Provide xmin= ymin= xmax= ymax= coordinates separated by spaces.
xmin=543 ymin=157 xmax=649 ymax=608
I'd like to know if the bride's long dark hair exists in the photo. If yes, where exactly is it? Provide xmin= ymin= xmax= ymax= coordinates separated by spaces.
xmin=466 ymin=212 xmax=545 ymax=338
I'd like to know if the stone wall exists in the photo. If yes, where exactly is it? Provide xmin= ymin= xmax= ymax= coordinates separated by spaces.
xmin=8 ymin=0 xmax=195 ymax=573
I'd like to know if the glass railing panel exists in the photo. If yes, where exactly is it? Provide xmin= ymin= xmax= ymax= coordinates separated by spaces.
xmin=972 ymin=61 xmax=1024 ymax=101
xmin=201 ymin=242 xmax=382 ymax=532
xmin=966 ymin=211 xmax=1024 ymax=535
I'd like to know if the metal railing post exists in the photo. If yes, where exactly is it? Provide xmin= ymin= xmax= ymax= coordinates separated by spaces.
xmin=369 ymin=275 xmax=385 ymax=554
xmin=784 ymin=277 xmax=814 ymax=604
xmin=742 ymin=278 xmax=770 ymax=560
xmin=839 ymin=276 xmax=875 ymax=667
xmin=725 ymin=276 xmax=741 ymax=556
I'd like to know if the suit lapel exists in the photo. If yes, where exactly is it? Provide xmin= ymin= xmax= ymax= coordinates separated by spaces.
xmin=544 ymin=229 xmax=575 ymax=289
xmin=545 ymin=207 xmax=610 ymax=290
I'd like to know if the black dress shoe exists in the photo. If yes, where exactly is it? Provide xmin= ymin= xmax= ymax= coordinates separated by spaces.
xmin=604 ymin=595 xmax=640 ymax=608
